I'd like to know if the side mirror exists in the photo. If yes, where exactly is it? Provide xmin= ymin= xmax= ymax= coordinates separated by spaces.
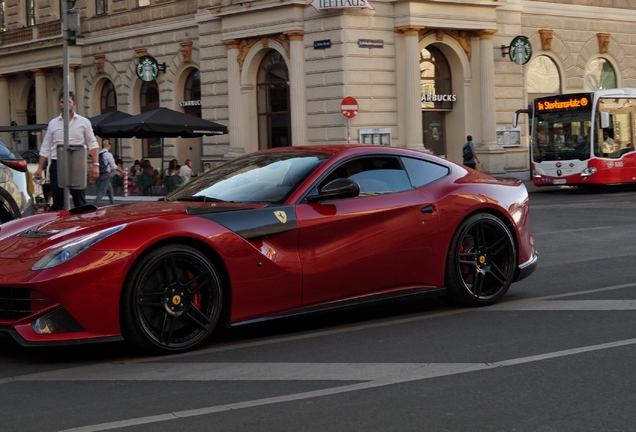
xmin=307 ymin=178 xmax=360 ymax=203
xmin=600 ymin=111 xmax=610 ymax=129
xmin=512 ymin=109 xmax=529 ymax=128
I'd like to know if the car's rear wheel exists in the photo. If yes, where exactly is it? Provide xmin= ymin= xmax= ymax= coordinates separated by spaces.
xmin=444 ymin=213 xmax=516 ymax=306
xmin=121 ymin=244 xmax=223 ymax=354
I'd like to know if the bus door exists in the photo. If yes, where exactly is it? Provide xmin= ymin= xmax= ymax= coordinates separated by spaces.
xmin=597 ymin=99 xmax=636 ymax=182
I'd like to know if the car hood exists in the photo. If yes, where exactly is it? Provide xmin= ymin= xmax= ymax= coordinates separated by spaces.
xmin=0 ymin=201 xmax=264 ymax=260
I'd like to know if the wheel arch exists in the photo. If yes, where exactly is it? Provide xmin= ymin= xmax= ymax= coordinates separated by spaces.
xmin=447 ymin=206 xmax=520 ymax=266
xmin=120 ymin=236 xmax=232 ymax=326
xmin=0 ymin=186 xmax=22 ymax=223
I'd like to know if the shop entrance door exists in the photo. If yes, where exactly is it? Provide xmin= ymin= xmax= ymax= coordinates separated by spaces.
xmin=422 ymin=111 xmax=446 ymax=157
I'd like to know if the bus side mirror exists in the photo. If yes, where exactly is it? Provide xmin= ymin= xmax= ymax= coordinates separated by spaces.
xmin=512 ymin=109 xmax=529 ymax=128
xmin=600 ymin=112 xmax=610 ymax=129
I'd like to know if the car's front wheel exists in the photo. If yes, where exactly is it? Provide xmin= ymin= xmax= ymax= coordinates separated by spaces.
xmin=121 ymin=244 xmax=223 ymax=354
xmin=445 ymin=213 xmax=516 ymax=306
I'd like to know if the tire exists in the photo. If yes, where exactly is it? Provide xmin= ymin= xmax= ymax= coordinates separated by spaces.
xmin=444 ymin=213 xmax=516 ymax=306
xmin=120 ymin=244 xmax=223 ymax=354
xmin=0 ymin=188 xmax=21 ymax=223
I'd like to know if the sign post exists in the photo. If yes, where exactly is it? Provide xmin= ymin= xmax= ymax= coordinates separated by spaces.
xmin=340 ymin=96 xmax=358 ymax=144
xmin=62 ymin=0 xmax=72 ymax=209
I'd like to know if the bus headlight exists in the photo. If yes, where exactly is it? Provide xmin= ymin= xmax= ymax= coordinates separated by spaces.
xmin=581 ymin=167 xmax=597 ymax=177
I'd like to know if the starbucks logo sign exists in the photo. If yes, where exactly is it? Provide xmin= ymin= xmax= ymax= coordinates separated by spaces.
xmin=509 ymin=36 xmax=532 ymax=65
xmin=136 ymin=56 xmax=159 ymax=82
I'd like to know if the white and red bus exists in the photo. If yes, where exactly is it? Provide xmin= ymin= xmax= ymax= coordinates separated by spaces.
xmin=514 ymin=88 xmax=636 ymax=187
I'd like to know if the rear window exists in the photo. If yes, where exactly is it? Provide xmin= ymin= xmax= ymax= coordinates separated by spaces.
xmin=0 ymin=140 xmax=17 ymax=159
xmin=401 ymin=156 xmax=449 ymax=188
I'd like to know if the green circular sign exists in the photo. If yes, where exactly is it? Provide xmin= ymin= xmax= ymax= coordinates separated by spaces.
xmin=509 ymin=36 xmax=532 ymax=65
xmin=136 ymin=55 xmax=159 ymax=82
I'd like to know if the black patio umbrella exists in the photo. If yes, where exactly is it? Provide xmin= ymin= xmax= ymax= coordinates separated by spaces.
xmin=89 ymin=110 xmax=134 ymax=160
xmin=97 ymin=107 xmax=228 ymax=138
xmin=89 ymin=110 xmax=133 ymax=136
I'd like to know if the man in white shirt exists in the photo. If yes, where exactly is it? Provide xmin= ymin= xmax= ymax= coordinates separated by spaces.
xmin=180 ymin=159 xmax=193 ymax=184
xmin=93 ymin=139 xmax=117 ymax=206
xmin=34 ymin=91 xmax=100 ymax=210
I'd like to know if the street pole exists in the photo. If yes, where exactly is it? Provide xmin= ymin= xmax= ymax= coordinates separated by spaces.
xmin=61 ymin=0 xmax=71 ymax=210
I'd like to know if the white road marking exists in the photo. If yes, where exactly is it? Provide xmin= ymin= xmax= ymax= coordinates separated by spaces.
xmin=533 ymin=226 xmax=614 ymax=235
xmin=487 ymin=299 xmax=636 ymax=311
xmin=56 ymin=338 xmax=636 ymax=432
xmin=8 ymin=362 xmax=488 ymax=382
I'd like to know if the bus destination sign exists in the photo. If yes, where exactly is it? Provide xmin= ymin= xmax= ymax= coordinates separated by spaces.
xmin=537 ymin=97 xmax=589 ymax=111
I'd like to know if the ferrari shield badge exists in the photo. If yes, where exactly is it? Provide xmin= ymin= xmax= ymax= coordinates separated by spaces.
xmin=274 ymin=211 xmax=287 ymax=224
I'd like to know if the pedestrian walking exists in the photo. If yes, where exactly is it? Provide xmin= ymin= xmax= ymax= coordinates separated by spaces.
xmin=93 ymin=139 xmax=117 ymax=205
xmin=462 ymin=135 xmax=480 ymax=169
xmin=34 ymin=91 xmax=100 ymax=209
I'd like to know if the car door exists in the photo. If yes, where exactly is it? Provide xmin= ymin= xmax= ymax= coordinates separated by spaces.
xmin=295 ymin=155 xmax=442 ymax=306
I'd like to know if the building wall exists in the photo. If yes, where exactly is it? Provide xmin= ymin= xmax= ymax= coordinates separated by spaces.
xmin=1 ymin=0 xmax=636 ymax=178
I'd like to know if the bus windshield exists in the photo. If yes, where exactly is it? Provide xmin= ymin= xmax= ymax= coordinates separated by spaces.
xmin=532 ymin=94 xmax=593 ymax=163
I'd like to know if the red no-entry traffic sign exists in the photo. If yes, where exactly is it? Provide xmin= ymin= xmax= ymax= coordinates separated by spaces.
xmin=340 ymin=96 xmax=358 ymax=119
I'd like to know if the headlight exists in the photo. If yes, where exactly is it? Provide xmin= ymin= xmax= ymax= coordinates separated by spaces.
xmin=32 ymin=224 xmax=126 ymax=270
xmin=580 ymin=167 xmax=597 ymax=177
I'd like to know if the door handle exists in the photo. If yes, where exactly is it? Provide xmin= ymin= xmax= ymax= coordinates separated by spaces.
xmin=421 ymin=205 xmax=434 ymax=214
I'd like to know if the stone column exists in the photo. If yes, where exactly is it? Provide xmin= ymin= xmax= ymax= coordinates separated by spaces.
xmin=478 ymin=30 xmax=498 ymax=148
xmin=70 ymin=64 xmax=82 ymax=113
xmin=402 ymin=27 xmax=424 ymax=150
xmin=285 ymin=30 xmax=308 ymax=147
xmin=0 ymin=75 xmax=10 ymax=127
xmin=33 ymin=68 xmax=48 ymax=124
xmin=477 ymin=30 xmax=505 ymax=174
xmin=223 ymin=39 xmax=246 ymax=156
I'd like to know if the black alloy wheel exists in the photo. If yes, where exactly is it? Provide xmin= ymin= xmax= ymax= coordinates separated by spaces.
xmin=121 ymin=244 xmax=223 ymax=353
xmin=445 ymin=213 xmax=516 ymax=306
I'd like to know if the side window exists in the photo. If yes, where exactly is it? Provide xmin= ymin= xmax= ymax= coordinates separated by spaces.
xmin=313 ymin=156 xmax=412 ymax=197
xmin=401 ymin=157 xmax=449 ymax=188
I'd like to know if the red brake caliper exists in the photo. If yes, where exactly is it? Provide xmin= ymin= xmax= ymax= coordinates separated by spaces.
xmin=460 ymin=243 xmax=470 ymax=276
xmin=187 ymin=270 xmax=202 ymax=310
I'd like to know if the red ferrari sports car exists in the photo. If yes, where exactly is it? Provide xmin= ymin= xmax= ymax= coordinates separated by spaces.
xmin=0 ymin=145 xmax=536 ymax=353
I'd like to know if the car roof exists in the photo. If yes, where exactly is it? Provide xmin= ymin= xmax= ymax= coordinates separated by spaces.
xmin=257 ymin=144 xmax=429 ymax=159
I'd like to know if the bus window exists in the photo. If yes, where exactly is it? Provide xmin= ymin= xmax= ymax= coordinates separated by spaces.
xmin=597 ymin=98 xmax=636 ymax=158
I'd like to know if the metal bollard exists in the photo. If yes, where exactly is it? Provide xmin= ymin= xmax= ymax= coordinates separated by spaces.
xmin=124 ymin=169 xmax=128 ymax=197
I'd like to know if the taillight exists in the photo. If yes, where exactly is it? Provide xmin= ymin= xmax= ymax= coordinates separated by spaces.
xmin=1 ymin=159 xmax=28 ymax=172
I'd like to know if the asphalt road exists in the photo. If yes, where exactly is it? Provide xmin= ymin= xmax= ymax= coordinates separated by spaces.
xmin=2 ymin=184 xmax=636 ymax=432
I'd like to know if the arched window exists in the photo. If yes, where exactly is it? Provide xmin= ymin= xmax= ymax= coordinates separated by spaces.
xmin=140 ymin=80 xmax=159 ymax=112
xmin=26 ymin=82 xmax=36 ymax=124
xmin=183 ymin=69 xmax=201 ymax=118
xmin=526 ymin=55 xmax=561 ymax=95
xmin=420 ymin=46 xmax=452 ymax=110
xmin=100 ymin=80 xmax=117 ymax=114
xmin=585 ymin=58 xmax=616 ymax=91
xmin=140 ymin=80 xmax=161 ymax=158
xmin=257 ymin=50 xmax=291 ymax=149
xmin=26 ymin=82 xmax=37 ymax=150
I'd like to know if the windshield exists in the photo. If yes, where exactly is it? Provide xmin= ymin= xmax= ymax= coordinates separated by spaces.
xmin=166 ymin=151 xmax=331 ymax=204
xmin=532 ymin=107 xmax=592 ymax=163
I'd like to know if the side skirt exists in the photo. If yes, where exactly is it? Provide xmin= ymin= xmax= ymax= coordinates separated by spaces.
xmin=230 ymin=287 xmax=447 ymax=328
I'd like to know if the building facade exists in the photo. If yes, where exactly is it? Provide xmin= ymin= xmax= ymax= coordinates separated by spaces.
xmin=0 ymin=0 xmax=635 ymax=177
